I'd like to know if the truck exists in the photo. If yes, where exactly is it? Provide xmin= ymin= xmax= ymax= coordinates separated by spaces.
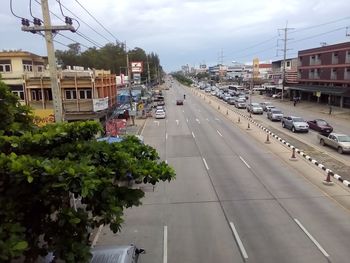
xmin=317 ymin=133 xmax=350 ymax=154
xmin=281 ymin=116 xmax=309 ymax=133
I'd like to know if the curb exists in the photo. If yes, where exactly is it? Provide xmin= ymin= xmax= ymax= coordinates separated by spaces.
xmin=194 ymin=89 xmax=350 ymax=188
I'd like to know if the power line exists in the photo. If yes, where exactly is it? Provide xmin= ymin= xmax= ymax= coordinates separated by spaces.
xmin=291 ymin=16 xmax=350 ymax=34
xmin=56 ymin=0 xmax=113 ymax=43
xmin=290 ymin=26 xmax=347 ymax=44
xmin=74 ymin=0 xmax=122 ymax=44
xmin=33 ymin=0 xmax=103 ymax=48
xmin=57 ymin=32 xmax=90 ymax=49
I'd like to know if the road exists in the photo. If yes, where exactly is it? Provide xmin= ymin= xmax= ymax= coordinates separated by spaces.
xmin=94 ymin=77 xmax=350 ymax=263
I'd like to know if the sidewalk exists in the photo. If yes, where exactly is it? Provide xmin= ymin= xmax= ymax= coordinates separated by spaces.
xmin=255 ymin=94 xmax=350 ymax=121
xmin=124 ymin=117 xmax=148 ymax=136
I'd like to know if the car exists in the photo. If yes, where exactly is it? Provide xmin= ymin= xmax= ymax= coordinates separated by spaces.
xmin=247 ymin=103 xmax=263 ymax=114
xmin=267 ymin=108 xmax=283 ymax=121
xmin=42 ymin=245 xmax=145 ymax=263
xmin=227 ymin=97 xmax=236 ymax=105
xmin=234 ymin=98 xmax=246 ymax=109
xmin=282 ymin=116 xmax=309 ymax=133
xmin=307 ymin=119 xmax=333 ymax=135
xmin=90 ymin=245 xmax=145 ymax=263
xmin=272 ymin=92 xmax=281 ymax=99
xmin=156 ymin=105 xmax=166 ymax=111
xmin=155 ymin=109 xmax=166 ymax=119
xmin=317 ymin=133 xmax=350 ymax=154
xmin=259 ymin=102 xmax=273 ymax=111
xmin=176 ymin=99 xmax=184 ymax=105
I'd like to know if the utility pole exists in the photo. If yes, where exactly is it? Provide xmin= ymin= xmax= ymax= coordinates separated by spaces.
xmin=22 ymin=0 xmax=75 ymax=122
xmin=125 ymin=42 xmax=135 ymax=126
xmin=146 ymin=56 xmax=151 ymax=86
xmin=278 ymin=22 xmax=293 ymax=101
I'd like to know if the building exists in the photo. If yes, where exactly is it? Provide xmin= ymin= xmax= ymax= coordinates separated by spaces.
xmin=270 ymin=58 xmax=298 ymax=86
xmin=25 ymin=67 xmax=117 ymax=122
xmin=0 ymin=50 xmax=46 ymax=103
xmin=290 ymin=42 xmax=350 ymax=108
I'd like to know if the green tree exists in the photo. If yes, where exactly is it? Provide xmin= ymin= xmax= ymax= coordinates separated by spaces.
xmin=0 ymin=81 xmax=175 ymax=262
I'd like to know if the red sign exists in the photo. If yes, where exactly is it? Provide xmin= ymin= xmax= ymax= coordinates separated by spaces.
xmin=106 ymin=119 xmax=127 ymax=136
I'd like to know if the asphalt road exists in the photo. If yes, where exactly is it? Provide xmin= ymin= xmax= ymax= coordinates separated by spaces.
xmin=94 ymin=77 xmax=350 ymax=263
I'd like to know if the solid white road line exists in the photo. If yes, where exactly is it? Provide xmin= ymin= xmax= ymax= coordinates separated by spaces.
xmin=196 ymin=118 xmax=201 ymax=124
xmin=202 ymin=158 xmax=209 ymax=170
xmin=239 ymin=156 xmax=251 ymax=169
xmin=294 ymin=219 xmax=330 ymax=258
xmin=230 ymin=222 xmax=248 ymax=260
xmin=217 ymin=130 xmax=223 ymax=137
xmin=186 ymin=118 xmax=189 ymax=123
xmin=91 ymin=224 xmax=104 ymax=248
xmin=176 ymin=119 xmax=179 ymax=125
xmin=166 ymin=133 xmax=168 ymax=140
xmin=140 ymin=118 xmax=148 ymax=135
xmin=192 ymin=132 xmax=195 ymax=138
xmin=163 ymin=226 xmax=168 ymax=263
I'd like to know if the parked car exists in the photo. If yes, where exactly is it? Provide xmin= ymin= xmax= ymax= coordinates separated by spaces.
xmin=267 ymin=108 xmax=283 ymax=121
xmin=307 ymin=119 xmax=333 ymax=135
xmin=234 ymin=98 xmax=247 ymax=109
xmin=265 ymin=105 xmax=275 ymax=112
xmin=227 ymin=97 xmax=236 ymax=105
xmin=247 ymin=103 xmax=263 ymax=114
xmin=272 ymin=92 xmax=281 ymax=99
xmin=155 ymin=109 xmax=166 ymax=119
xmin=281 ymin=116 xmax=309 ymax=133
xmin=43 ymin=245 xmax=145 ymax=263
xmin=317 ymin=133 xmax=350 ymax=154
xmin=176 ymin=99 xmax=184 ymax=105
xmin=259 ymin=102 xmax=273 ymax=111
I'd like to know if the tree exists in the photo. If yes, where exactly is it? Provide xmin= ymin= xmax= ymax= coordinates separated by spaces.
xmin=0 ymin=81 xmax=175 ymax=262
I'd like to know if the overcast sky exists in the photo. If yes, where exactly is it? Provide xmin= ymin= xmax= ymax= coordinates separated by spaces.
xmin=2 ymin=0 xmax=350 ymax=72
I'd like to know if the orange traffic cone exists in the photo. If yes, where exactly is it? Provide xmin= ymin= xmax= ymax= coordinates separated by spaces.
xmin=289 ymin=148 xmax=297 ymax=161
xmin=322 ymin=173 xmax=334 ymax=185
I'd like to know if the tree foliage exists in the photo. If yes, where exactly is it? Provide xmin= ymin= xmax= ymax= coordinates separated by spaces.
xmin=55 ymin=43 xmax=162 ymax=84
xmin=0 ymin=81 xmax=175 ymax=262
xmin=171 ymin=72 xmax=193 ymax=86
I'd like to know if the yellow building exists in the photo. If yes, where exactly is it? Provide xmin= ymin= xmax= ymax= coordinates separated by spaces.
xmin=0 ymin=50 xmax=46 ymax=103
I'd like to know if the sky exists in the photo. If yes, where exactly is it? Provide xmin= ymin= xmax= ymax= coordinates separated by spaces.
xmin=2 ymin=0 xmax=350 ymax=72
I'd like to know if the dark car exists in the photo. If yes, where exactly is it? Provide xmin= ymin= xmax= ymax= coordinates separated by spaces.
xmin=307 ymin=119 xmax=333 ymax=135
xmin=176 ymin=99 xmax=184 ymax=105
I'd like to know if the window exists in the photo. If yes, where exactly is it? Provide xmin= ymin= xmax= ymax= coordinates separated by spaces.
xmin=12 ymin=91 xmax=25 ymax=100
xmin=286 ymin=61 xmax=290 ymax=67
xmin=79 ymin=89 xmax=92 ymax=99
xmin=31 ymin=90 xmax=42 ymax=101
xmin=23 ymin=64 xmax=33 ymax=72
xmin=346 ymin=51 xmax=350 ymax=63
xmin=37 ymin=65 xmax=44 ymax=72
xmin=0 ymin=64 xmax=12 ymax=72
xmin=65 ymin=90 xmax=77 ymax=100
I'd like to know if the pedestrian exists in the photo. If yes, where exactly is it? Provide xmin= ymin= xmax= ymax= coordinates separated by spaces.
xmin=293 ymin=97 xmax=297 ymax=107
xmin=329 ymin=105 xmax=332 ymax=115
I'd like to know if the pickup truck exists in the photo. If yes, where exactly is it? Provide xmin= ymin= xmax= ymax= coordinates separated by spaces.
xmin=317 ymin=133 xmax=350 ymax=154
xmin=281 ymin=116 xmax=309 ymax=133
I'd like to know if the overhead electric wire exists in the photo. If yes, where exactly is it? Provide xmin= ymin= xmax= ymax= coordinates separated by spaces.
xmin=291 ymin=16 xmax=350 ymax=34
xmin=290 ymin=26 xmax=347 ymax=44
xmin=56 ymin=0 xmax=113 ymax=43
xmin=9 ymin=0 xmax=25 ymax=19
xmin=33 ymin=0 xmax=103 ymax=48
xmin=74 ymin=0 xmax=122 ymax=44
xmin=57 ymin=32 xmax=90 ymax=49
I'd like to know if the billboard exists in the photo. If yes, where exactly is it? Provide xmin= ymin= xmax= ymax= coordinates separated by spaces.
xmin=131 ymin=62 xmax=143 ymax=73
xmin=93 ymin=97 xmax=109 ymax=112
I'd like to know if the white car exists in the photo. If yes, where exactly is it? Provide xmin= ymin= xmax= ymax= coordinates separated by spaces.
xmin=155 ymin=109 xmax=166 ymax=119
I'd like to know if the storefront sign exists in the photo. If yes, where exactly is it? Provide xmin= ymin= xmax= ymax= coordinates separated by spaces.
xmin=93 ymin=97 xmax=109 ymax=112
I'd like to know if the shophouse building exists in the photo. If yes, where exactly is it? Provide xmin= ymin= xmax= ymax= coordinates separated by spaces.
xmin=290 ymin=42 xmax=350 ymax=108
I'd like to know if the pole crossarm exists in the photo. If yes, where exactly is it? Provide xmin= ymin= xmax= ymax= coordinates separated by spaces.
xmin=22 ymin=25 xmax=75 ymax=32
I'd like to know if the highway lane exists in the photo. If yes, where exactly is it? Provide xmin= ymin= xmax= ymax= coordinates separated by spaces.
xmin=177 ymin=82 xmax=350 ymax=263
xmin=94 ymin=77 xmax=350 ymax=263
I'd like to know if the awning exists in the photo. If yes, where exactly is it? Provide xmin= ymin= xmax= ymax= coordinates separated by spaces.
xmin=288 ymin=85 xmax=349 ymax=95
